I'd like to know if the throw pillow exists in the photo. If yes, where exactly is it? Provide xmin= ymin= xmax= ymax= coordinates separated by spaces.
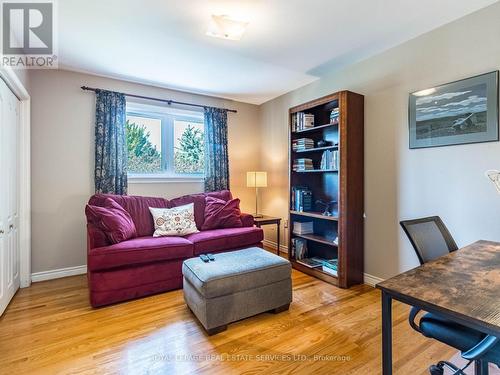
xmin=201 ymin=196 xmax=243 ymax=230
xmin=168 ymin=194 xmax=206 ymax=230
xmin=85 ymin=198 xmax=137 ymax=244
xmin=149 ymin=203 xmax=199 ymax=237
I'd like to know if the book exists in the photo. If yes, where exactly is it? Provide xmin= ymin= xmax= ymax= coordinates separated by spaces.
xmin=296 ymin=258 xmax=323 ymax=268
xmin=292 ymin=112 xmax=315 ymax=132
xmin=320 ymin=150 xmax=339 ymax=170
xmin=321 ymin=258 xmax=338 ymax=276
xmin=292 ymin=138 xmax=315 ymax=151
xmin=322 ymin=266 xmax=338 ymax=276
xmin=329 ymin=108 xmax=340 ymax=125
xmin=291 ymin=237 xmax=307 ymax=260
xmin=293 ymin=158 xmax=314 ymax=171
xmin=322 ymin=258 xmax=338 ymax=271
xmin=293 ymin=221 xmax=314 ymax=234
xmin=291 ymin=186 xmax=312 ymax=211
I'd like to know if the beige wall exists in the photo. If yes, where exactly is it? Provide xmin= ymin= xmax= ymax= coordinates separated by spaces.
xmin=30 ymin=3 xmax=500 ymax=278
xmin=260 ymin=3 xmax=500 ymax=279
xmin=30 ymin=70 xmax=260 ymax=273
xmin=12 ymin=68 xmax=30 ymax=93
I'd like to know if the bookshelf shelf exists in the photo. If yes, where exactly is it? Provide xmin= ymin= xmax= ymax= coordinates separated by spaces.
xmin=293 ymin=145 xmax=338 ymax=153
xmin=291 ymin=261 xmax=339 ymax=285
xmin=293 ymin=233 xmax=337 ymax=246
xmin=292 ymin=123 xmax=337 ymax=134
xmin=293 ymin=169 xmax=338 ymax=173
xmin=288 ymin=90 xmax=364 ymax=288
xmin=290 ymin=210 xmax=338 ymax=221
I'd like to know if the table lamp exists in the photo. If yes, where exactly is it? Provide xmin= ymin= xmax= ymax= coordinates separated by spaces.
xmin=247 ymin=171 xmax=267 ymax=218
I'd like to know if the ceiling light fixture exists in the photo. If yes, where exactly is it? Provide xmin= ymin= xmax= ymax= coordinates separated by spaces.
xmin=206 ymin=15 xmax=248 ymax=41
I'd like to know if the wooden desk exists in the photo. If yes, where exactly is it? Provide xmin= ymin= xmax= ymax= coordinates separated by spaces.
xmin=376 ymin=240 xmax=500 ymax=375
xmin=254 ymin=216 xmax=281 ymax=255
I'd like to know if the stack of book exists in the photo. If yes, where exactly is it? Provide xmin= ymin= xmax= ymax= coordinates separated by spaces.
xmin=292 ymin=138 xmax=315 ymax=151
xmin=291 ymin=238 xmax=307 ymax=260
xmin=330 ymin=108 xmax=340 ymax=124
xmin=293 ymin=158 xmax=314 ymax=171
xmin=293 ymin=221 xmax=314 ymax=235
xmin=321 ymin=258 xmax=338 ymax=276
xmin=291 ymin=186 xmax=312 ymax=211
xmin=292 ymin=112 xmax=315 ymax=132
xmin=320 ymin=150 xmax=339 ymax=170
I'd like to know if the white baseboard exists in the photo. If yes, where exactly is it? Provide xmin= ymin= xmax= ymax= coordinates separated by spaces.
xmin=363 ymin=273 xmax=384 ymax=287
xmin=262 ymin=239 xmax=289 ymax=254
xmin=31 ymin=265 xmax=87 ymax=283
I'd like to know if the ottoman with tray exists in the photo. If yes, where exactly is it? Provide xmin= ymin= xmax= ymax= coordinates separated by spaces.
xmin=182 ymin=247 xmax=292 ymax=335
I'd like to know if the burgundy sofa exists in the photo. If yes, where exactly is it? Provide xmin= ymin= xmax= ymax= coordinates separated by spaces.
xmin=86 ymin=190 xmax=263 ymax=307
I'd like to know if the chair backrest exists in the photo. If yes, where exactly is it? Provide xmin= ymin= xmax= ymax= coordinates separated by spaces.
xmin=400 ymin=216 xmax=458 ymax=265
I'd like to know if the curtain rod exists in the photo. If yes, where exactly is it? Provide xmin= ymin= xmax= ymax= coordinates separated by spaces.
xmin=80 ymin=86 xmax=237 ymax=113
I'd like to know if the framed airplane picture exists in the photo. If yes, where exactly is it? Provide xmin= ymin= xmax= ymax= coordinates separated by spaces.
xmin=409 ymin=71 xmax=499 ymax=149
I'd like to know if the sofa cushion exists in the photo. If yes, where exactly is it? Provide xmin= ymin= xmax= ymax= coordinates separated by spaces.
xmin=202 ymin=196 xmax=242 ymax=230
xmin=88 ymin=236 xmax=194 ymax=271
xmin=184 ymin=227 xmax=264 ymax=255
xmin=182 ymin=247 xmax=291 ymax=298
xmin=205 ymin=190 xmax=232 ymax=202
xmin=89 ymin=259 xmax=184 ymax=293
xmin=169 ymin=194 xmax=206 ymax=229
xmin=89 ymin=194 xmax=169 ymax=237
xmin=85 ymin=198 xmax=137 ymax=244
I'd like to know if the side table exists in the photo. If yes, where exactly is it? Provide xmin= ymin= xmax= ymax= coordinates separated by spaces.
xmin=254 ymin=216 xmax=282 ymax=255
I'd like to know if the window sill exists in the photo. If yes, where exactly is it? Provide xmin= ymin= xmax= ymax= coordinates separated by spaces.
xmin=128 ymin=174 xmax=204 ymax=184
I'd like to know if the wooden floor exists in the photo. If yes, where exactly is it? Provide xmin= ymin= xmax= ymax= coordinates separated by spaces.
xmin=0 ymin=269 xmax=455 ymax=375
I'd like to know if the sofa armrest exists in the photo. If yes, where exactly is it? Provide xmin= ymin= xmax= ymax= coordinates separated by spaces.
xmin=87 ymin=223 xmax=109 ymax=251
xmin=240 ymin=213 xmax=255 ymax=227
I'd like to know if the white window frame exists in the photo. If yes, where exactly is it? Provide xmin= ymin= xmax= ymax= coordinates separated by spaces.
xmin=126 ymin=101 xmax=205 ymax=183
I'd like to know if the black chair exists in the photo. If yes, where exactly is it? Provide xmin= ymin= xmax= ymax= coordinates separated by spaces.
xmin=400 ymin=216 xmax=500 ymax=375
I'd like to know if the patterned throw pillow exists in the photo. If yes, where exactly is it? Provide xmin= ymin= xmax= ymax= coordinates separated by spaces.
xmin=149 ymin=203 xmax=199 ymax=237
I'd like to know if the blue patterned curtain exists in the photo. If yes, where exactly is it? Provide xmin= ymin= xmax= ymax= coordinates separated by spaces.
xmin=94 ymin=90 xmax=128 ymax=194
xmin=204 ymin=107 xmax=229 ymax=192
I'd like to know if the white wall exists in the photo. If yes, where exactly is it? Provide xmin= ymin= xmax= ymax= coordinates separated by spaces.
xmin=30 ymin=70 xmax=261 ymax=273
xmin=260 ymin=2 xmax=500 ymax=279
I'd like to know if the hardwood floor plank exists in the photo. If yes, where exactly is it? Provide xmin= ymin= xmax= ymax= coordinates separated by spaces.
xmin=0 ymin=269 xmax=455 ymax=374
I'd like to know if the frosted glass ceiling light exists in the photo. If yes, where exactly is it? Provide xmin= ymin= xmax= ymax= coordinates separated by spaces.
xmin=207 ymin=15 xmax=248 ymax=41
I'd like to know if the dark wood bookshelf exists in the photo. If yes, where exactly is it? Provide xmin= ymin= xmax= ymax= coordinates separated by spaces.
xmin=291 ymin=260 xmax=338 ymax=285
xmin=293 ymin=145 xmax=338 ymax=153
xmin=290 ymin=210 xmax=338 ymax=221
xmin=292 ymin=123 xmax=337 ymax=134
xmin=293 ymin=233 xmax=337 ymax=246
xmin=288 ymin=90 xmax=364 ymax=288
xmin=293 ymin=169 xmax=338 ymax=173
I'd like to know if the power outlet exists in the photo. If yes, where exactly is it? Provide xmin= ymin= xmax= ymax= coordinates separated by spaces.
xmin=283 ymin=220 xmax=288 ymax=229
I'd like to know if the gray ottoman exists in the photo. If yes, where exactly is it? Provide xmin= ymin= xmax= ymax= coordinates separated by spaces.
xmin=182 ymin=247 xmax=292 ymax=335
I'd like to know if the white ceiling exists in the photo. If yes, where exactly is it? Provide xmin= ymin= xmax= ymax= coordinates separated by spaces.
xmin=59 ymin=0 xmax=498 ymax=104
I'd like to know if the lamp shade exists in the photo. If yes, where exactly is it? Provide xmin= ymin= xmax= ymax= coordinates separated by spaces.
xmin=247 ymin=171 xmax=267 ymax=188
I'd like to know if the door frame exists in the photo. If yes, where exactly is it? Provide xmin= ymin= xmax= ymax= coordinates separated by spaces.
xmin=0 ymin=67 xmax=31 ymax=288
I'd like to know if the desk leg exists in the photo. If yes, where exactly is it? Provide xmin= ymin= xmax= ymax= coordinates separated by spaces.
xmin=381 ymin=291 xmax=393 ymax=375
xmin=475 ymin=360 xmax=489 ymax=375
xmin=276 ymin=222 xmax=280 ymax=255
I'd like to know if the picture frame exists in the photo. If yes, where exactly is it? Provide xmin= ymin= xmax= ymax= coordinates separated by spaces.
xmin=409 ymin=71 xmax=499 ymax=149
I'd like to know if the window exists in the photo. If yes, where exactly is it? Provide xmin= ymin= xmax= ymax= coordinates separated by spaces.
xmin=126 ymin=102 xmax=204 ymax=180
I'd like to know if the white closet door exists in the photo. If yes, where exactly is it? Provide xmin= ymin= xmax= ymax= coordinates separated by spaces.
xmin=0 ymin=78 xmax=20 ymax=316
